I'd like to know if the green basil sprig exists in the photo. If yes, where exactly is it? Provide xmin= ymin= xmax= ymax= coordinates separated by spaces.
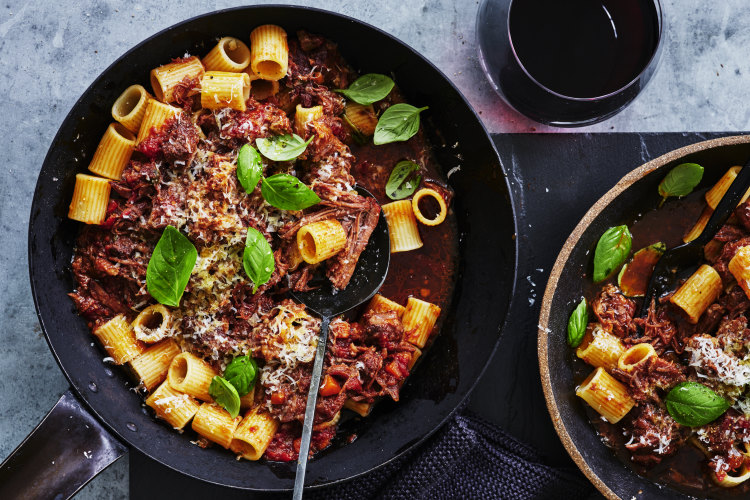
xmin=224 ymin=356 xmax=258 ymax=396
xmin=386 ymin=160 xmax=422 ymax=200
xmin=335 ymin=73 xmax=395 ymax=105
xmin=243 ymin=227 xmax=275 ymax=293
xmin=146 ymin=225 xmax=197 ymax=307
xmin=373 ymin=104 xmax=428 ymax=145
xmin=256 ymin=134 xmax=313 ymax=162
xmin=237 ymin=143 xmax=263 ymax=193
xmin=665 ymin=382 xmax=730 ymax=427
xmin=658 ymin=163 xmax=704 ymax=202
xmin=235 ymin=141 xmax=320 ymax=211
xmin=567 ymin=298 xmax=588 ymax=348
xmin=261 ymin=173 xmax=321 ymax=211
xmin=592 ymin=225 xmax=632 ymax=283
xmin=209 ymin=376 xmax=241 ymax=418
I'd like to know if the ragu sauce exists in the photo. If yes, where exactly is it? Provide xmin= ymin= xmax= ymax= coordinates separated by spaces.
xmin=352 ymin=129 xmax=459 ymax=312
xmin=578 ymin=189 xmax=750 ymax=497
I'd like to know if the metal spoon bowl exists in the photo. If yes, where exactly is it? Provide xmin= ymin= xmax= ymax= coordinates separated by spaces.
xmin=289 ymin=186 xmax=390 ymax=499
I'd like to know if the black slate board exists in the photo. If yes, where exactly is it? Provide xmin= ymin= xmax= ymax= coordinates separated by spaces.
xmin=129 ymin=132 xmax=734 ymax=499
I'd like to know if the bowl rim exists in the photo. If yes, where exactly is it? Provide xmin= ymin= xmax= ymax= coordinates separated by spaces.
xmin=537 ymin=134 xmax=750 ymax=500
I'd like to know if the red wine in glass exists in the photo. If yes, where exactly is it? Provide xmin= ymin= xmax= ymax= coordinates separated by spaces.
xmin=477 ymin=0 xmax=664 ymax=126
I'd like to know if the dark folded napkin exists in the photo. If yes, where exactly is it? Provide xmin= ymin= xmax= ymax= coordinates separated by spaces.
xmin=308 ymin=411 xmax=596 ymax=500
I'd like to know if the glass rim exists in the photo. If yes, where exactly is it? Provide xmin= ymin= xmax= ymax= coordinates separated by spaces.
xmin=505 ymin=0 xmax=665 ymax=102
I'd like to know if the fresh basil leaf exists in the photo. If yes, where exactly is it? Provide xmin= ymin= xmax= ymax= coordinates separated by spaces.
xmin=373 ymin=104 xmax=428 ymax=145
xmin=260 ymin=173 xmax=321 ymax=211
xmin=665 ymin=381 xmax=730 ymax=427
xmin=592 ymin=225 xmax=632 ymax=283
xmin=256 ymin=134 xmax=313 ymax=162
xmin=243 ymin=227 xmax=275 ymax=293
xmin=385 ymin=160 xmax=422 ymax=200
xmin=146 ymin=225 xmax=197 ymax=307
xmin=237 ymin=143 xmax=263 ymax=193
xmin=335 ymin=73 xmax=395 ymax=105
xmin=223 ymin=356 xmax=258 ymax=397
xmin=658 ymin=163 xmax=704 ymax=200
xmin=567 ymin=298 xmax=588 ymax=348
xmin=209 ymin=376 xmax=241 ymax=418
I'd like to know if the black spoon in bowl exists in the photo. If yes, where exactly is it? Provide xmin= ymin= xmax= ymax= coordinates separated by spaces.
xmin=290 ymin=186 xmax=390 ymax=499
xmin=640 ymin=161 xmax=750 ymax=317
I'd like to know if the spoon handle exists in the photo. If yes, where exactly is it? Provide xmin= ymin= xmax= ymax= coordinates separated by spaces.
xmin=293 ymin=314 xmax=330 ymax=500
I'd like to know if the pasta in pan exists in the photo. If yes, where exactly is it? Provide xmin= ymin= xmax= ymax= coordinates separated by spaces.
xmin=66 ymin=25 xmax=458 ymax=462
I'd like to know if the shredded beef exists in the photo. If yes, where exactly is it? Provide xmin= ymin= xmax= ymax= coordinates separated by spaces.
xmin=592 ymin=284 xmax=637 ymax=338
xmin=698 ymin=411 xmax=750 ymax=481
xmin=612 ymin=354 xmax=686 ymax=403
xmin=630 ymin=299 xmax=680 ymax=353
xmin=623 ymin=403 xmax=688 ymax=465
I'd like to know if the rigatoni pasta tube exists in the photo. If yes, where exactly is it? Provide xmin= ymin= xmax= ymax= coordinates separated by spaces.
xmin=294 ymin=104 xmax=323 ymax=136
xmin=146 ymin=381 xmax=200 ymax=430
xmin=344 ymin=102 xmax=378 ymax=137
xmin=249 ymin=25 xmax=288 ymax=81
xmin=200 ymin=71 xmax=251 ymax=112
xmin=683 ymin=206 xmax=712 ymax=243
xmin=705 ymin=166 xmax=750 ymax=210
xmin=344 ymin=399 xmax=373 ymax=417
xmin=670 ymin=264 xmax=722 ymax=323
xmin=192 ymin=403 xmax=241 ymax=449
xmin=167 ymin=352 xmax=217 ymax=402
xmin=296 ymin=219 xmax=347 ymax=264
xmin=239 ymin=387 xmax=255 ymax=409
xmin=202 ymin=37 xmax=251 ymax=72
xmin=87 ymin=123 xmax=136 ymax=180
xmin=230 ymin=408 xmax=279 ymax=460
xmin=402 ymin=297 xmax=441 ymax=348
xmin=729 ymin=246 xmax=750 ymax=300
xmin=93 ymin=314 xmax=145 ymax=364
xmin=382 ymin=200 xmax=423 ymax=252
xmin=576 ymin=367 xmax=635 ymax=423
xmin=111 ymin=84 xmax=152 ymax=133
xmin=712 ymin=465 xmax=750 ymax=488
xmin=129 ymin=339 xmax=181 ymax=391
xmin=68 ymin=174 xmax=111 ymax=225
xmin=366 ymin=293 xmax=406 ymax=319
xmin=617 ymin=343 xmax=656 ymax=373
xmin=409 ymin=347 xmax=422 ymax=370
xmin=412 ymin=188 xmax=447 ymax=226
xmin=136 ymin=99 xmax=180 ymax=144
xmin=150 ymin=56 xmax=204 ymax=103
xmin=575 ymin=325 xmax=625 ymax=371
xmin=132 ymin=304 xmax=173 ymax=343
xmin=245 ymin=72 xmax=280 ymax=100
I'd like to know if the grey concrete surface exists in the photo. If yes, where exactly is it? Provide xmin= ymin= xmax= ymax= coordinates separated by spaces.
xmin=0 ymin=1 xmax=749 ymax=498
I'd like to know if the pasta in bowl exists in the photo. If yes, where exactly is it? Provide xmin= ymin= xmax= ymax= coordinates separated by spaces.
xmin=539 ymin=135 xmax=750 ymax=499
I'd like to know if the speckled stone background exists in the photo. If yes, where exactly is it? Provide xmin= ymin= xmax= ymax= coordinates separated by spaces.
xmin=1 ymin=1 xmax=749 ymax=498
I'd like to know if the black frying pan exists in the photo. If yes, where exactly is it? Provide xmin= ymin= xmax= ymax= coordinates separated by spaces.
xmin=9 ymin=5 xmax=517 ymax=496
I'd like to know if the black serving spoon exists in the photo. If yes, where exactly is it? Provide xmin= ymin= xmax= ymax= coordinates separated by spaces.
xmin=640 ymin=161 xmax=750 ymax=316
xmin=290 ymin=187 xmax=390 ymax=499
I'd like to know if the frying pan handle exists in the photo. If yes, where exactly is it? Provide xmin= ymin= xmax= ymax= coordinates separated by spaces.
xmin=0 ymin=389 xmax=127 ymax=500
